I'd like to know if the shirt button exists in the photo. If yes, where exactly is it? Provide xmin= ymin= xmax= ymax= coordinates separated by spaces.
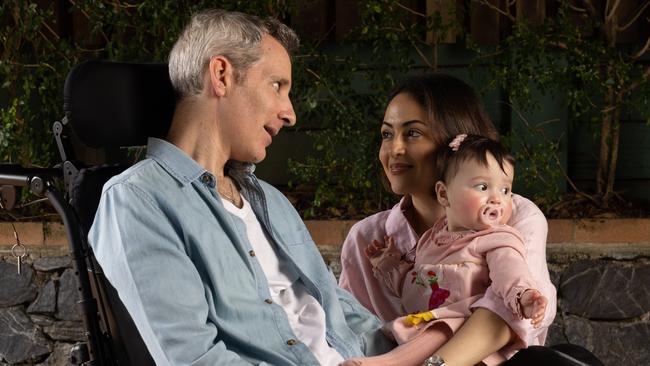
xmin=286 ymin=339 xmax=297 ymax=346
xmin=249 ymin=250 xmax=256 ymax=257
xmin=264 ymin=298 xmax=273 ymax=304
xmin=201 ymin=173 xmax=210 ymax=183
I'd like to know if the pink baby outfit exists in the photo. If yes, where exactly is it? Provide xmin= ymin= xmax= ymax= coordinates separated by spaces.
xmin=339 ymin=194 xmax=557 ymax=363
xmin=374 ymin=219 xmax=537 ymax=365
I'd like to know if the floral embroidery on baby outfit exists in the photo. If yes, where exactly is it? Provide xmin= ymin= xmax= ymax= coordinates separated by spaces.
xmin=411 ymin=270 xmax=450 ymax=310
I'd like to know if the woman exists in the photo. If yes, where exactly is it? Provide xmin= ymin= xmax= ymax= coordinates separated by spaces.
xmin=339 ymin=74 xmax=598 ymax=366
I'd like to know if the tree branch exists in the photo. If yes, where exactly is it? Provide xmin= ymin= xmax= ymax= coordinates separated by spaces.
xmin=632 ymin=36 xmax=650 ymax=59
xmin=40 ymin=20 xmax=60 ymax=40
xmin=606 ymin=0 xmax=622 ymax=23
xmin=580 ymin=0 xmax=597 ymax=17
xmin=568 ymin=4 xmax=587 ymax=13
xmin=472 ymin=0 xmax=515 ymax=22
xmin=623 ymin=64 xmax=650 ymax=94
xmin=510 ymin=105 xmax=599 ymax=205
xmin=618 ymin=1 xmax=650 ymax=32
xmin=68 ymin=0 xmax=110 ymax=45
xmin=5 ymin=61 xmax=56 ymax=72
xmin=395 ymin=1 xmax=427 ymax=17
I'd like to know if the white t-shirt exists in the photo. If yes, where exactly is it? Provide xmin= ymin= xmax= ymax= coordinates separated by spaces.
xmin=222 ymin=197 xmax=345 ymax=366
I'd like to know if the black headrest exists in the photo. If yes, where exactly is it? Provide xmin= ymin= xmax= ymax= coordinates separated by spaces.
xmin=63 ymin=60 xmax=177 ymax=148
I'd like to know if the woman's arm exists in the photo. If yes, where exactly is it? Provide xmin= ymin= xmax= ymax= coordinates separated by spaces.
xmin=435 ymin=308 xmax=513 ymax=366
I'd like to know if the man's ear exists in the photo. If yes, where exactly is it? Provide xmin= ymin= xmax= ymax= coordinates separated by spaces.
xmin=207 ymin=56 xmax=233 ymax=97
xmin=435 ymin=181 xmax=450 ymax=207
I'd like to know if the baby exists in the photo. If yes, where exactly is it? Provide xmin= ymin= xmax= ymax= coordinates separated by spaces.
xmin=343 ymin=134 xmax=547 ymax=366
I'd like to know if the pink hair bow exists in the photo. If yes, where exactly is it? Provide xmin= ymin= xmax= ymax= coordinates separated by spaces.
xmin=449 ymin=134 xmax=467 ymax=152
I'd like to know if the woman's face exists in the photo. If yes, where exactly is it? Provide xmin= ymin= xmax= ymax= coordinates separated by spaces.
xmin=379 ymin=93 xmax=438 ymax=196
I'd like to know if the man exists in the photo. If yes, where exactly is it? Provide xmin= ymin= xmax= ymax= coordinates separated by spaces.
xmin=89 ymin=9 xmax=392 ymax=366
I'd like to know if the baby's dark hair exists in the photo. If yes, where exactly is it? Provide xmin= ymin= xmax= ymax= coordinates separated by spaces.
xmin=435 ymin=134 xmax=515 ymax=183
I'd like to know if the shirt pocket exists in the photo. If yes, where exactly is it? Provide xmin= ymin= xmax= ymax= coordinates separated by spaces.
xmin=276 ymin=225 xmax=312 ymax=247
xmin=271 ymin=202 xmax=313 ymax=246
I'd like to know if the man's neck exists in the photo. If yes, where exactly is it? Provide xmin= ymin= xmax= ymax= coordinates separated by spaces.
xmin=166 ymin=98 xmax=229 ymax=179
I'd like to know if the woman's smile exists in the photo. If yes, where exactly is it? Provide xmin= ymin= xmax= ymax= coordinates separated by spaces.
xmin=389 ymin=162 xmax=413 ymax=174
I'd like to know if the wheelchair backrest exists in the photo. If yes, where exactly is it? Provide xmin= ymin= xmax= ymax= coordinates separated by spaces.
xmin=62 ymin=60 xmax=177 ymax=365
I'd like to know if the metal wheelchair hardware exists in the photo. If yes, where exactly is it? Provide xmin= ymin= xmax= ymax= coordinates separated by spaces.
xmin=0 ymin=185 xmax=18 ymax=210
xmin=12 ymin=242 xmax=27 ymax=275
xmin=0 ymin=211 xmax=28 ymax=275
xmin=69 ymin=342 xmax=90 ymax=365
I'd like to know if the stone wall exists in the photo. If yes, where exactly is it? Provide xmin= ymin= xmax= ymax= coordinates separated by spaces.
xmin=0 ymin=254 xmax=83 ymax=365
xmin=1 ymin=220 xmax=649 ymax=365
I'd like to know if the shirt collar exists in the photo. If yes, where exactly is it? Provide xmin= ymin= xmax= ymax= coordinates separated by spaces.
xmin=385 ymin=196 xmax=419 ymax=256
xmin=146 ymin=137 xmax=206 ymax=186
xmin=146 ymin=137 xmax=258 ymax=186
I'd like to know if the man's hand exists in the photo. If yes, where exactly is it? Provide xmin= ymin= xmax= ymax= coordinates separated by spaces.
xmin=519 ymin=289 xmax=547 ymax=328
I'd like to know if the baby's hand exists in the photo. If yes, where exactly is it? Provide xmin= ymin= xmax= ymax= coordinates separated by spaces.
xmin=520 ymin=289 xmax=547 ymax=328
xmin=364 ymin=236 xmax=390 ymax=259
xmin=364 ymin=236 xmax=399 ymax=267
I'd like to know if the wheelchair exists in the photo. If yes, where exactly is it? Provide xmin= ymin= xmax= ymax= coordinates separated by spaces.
xmin=0 ymin=61 xmax=176 ymax=365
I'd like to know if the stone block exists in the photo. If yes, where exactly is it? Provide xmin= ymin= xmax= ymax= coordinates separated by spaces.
xmin=0 ymin=222 xmax=43 ymax=246
xmin=28 ymin=279 xmax=57 ymax=315
xmin=29 ymin=314 xmax=55 ymax=328
xmin=560 ymin=260 xmax=650 ymax=319
xmin=43 ymin=321 xmax=85 ymax=342
xmin=564 ymin=314 xmax=650 ymax=365
xmin=545 ymin=313 xmax=568 ymax=346
xmin=0 ymin=261 xmax=37 ymax=307
xmin=574 ymin=219 xmax=650 ymax=244
xmin=547 ymin=220 xmax=574 ymax=243
xmin=305 ymin=220 xmax=356 ymax=246
xmin=55 ymin=269 xmax=82 ymax=321
xmin=43 ymin=223 xmax=68 ymax=247
xmin=33 ymin=256 xmax=71 ymax=272
xmin=38 ymin=342 xmax=73 ymax=366
xmin=547 ymin=263 xmax=564 ymax=289
xmin=0 ymin=307 xmax=50 ymax=364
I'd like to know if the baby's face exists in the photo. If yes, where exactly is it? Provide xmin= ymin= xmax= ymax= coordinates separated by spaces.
xmin=442 ymin=153 xmax=514 ymax=231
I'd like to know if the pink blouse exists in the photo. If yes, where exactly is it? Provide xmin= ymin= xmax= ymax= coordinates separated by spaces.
xmin=339 ymin=194 xmax=557 ymax=361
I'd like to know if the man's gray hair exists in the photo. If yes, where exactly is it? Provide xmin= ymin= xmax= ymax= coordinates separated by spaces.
xmin=168 ymin=9 xmax=299 ymax=97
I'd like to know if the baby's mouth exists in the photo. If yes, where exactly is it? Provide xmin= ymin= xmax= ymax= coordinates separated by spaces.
xmin=480 ymin=204 xmax=503 ymax=227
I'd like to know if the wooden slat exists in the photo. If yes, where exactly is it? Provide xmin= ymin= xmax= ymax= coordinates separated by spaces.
xmin=335 ymin=0 xmax=361 ymax=41
xmin=292 ymin=0 xmax=334 ymax=41
xmin=516 ymin=0 xmax=545 ymax=26
xmin=426 ymin=0 xmax=457 ymax=44
xmin=470 ymin=0 xmax=502 ymax=44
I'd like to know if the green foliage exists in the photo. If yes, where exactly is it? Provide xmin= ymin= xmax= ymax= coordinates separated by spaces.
xmin=287 ymin=0 xmax=458 ymax=218
xmin=6 ymin=0 xmax=645 ymax=218
xmin=0 ymin=0 xmax=294 ymax=169
xmin=501 ymin=121 xmax=563 ymax=212
xmin=469 ymin=1 xmax=650 ymax=206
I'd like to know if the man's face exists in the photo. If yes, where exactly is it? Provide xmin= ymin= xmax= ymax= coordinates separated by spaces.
xmin=221 ymin=35 xmax=296 ymax=163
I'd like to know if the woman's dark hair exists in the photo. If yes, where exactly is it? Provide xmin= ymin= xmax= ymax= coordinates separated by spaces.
xmin=388 ymin=73 xmax=499 ymax=146
xmin=435 ymin=134 xmax=515 ymax=183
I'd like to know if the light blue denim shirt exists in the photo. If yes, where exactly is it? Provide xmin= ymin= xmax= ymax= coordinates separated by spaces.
xmin=88 ymin=138 xmax=391 ymax=366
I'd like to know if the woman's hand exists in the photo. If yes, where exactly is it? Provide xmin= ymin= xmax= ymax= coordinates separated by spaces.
xmin=519 ymin=289 xmax=547 ymax=328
